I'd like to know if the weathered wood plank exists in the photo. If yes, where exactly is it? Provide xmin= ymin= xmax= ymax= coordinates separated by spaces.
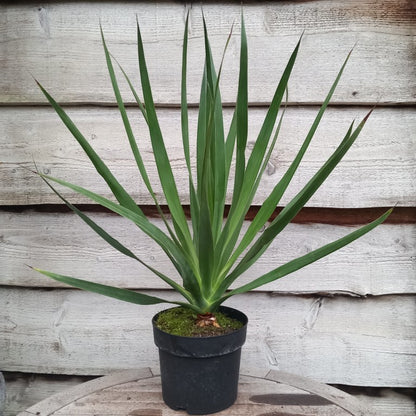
xmin=1 ymin=1 xmax=415 ymax=105
xmin=1 ymin=289 xmax=415 ymax=386
xmin=266 ymin=370 xmax=374 ymax=415
xmin=17 ymin=370 xmax=374 ymax=416
xmin=2 ymin=210 xmax=415 ymax=296
xmin=5 ymin=372 xmax=415 ymax=416
xmin=2 ymin=106 xmax=415 ymax=207
xmin=339 ymin=385 xmax=416 ymax=416
xmin=3 ymin=373 xmax=92 ymax=416
xmin=20 ymin=369 xmax=154 ymax=416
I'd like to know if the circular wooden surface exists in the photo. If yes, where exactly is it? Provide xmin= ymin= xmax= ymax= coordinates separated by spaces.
xmin=18 ymin=368 xmax=374 ymax=416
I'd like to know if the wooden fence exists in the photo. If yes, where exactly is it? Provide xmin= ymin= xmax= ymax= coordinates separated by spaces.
xmin=1 ymin=1 xmax=415 ymax=414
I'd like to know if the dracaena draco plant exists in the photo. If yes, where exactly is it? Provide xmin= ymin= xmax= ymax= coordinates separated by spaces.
xmin=32 ymin=15 xmax=392 ymax=319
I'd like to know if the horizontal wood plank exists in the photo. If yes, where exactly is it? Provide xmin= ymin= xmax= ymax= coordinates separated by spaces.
xmin=1 ymin=289 xmax=415 ymax=387
xmin=4 ymin=372 xmax=415 ymax=416
xmin=1 ymin=1 xmax=415 ymax=105
xmin=2 ymin=211 xmax=415 ymax=296
xmin=2 ymin=106 xmax=415 ymax=207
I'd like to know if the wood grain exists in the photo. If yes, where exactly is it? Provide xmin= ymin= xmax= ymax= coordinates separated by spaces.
xmin=3 ymin=373 xmax=93 ymax=416
xmin=1 ymin=289 xmax=415 ymax=387
xmin=1 ymin=1 xmax=415 ymax=105
xmin=2 ymin=106 xmax=414 ymax=207
xmin=5 ymin=372 xmax=415 ymax=416
xmin=2 ymin=211 xmax=415 ymax=296
xmin=15 ymin=369 xmax=374 ymax=416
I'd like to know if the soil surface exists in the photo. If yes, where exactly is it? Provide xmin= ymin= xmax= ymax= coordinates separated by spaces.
xmin=155 ymin=307 xmax=244 ymax=337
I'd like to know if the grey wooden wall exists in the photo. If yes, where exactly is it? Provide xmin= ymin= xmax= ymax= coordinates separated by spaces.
xmin=1 ymin=1 xmax=415 ymax=414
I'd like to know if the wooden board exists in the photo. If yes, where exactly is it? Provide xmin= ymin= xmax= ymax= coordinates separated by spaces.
xmin=1 ymin=1 xmax=415 ymax=105
xmin=15 ymin=369 xmax=374 ymax=416
xmin=3 ymin=373 xmax=92 ymax=416
xmin=339 ymin=385 xmax=416 ymax=416
xmin=2 ymin=210 xmax=415 ymax=296
xmin=2 ymin=106 xmax=415 ymax=207
xmin=1 ymin=289 xmax=415 ymax=387
xmin=5 ymin=372 xmax=415 ymax=416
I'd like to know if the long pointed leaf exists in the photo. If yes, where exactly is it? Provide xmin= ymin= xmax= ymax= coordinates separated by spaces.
xmin=37 ymin=172 xmax=202 ymax=295
xmin=32 ymin=268 xmax=182 ymax=307
xmin=35 ymin=80 xmax=141 ymax=215
xmin=39 ymin=172 xmax=195 ymax=304
xmin=222 ymin=112 xmax=371 ymax=291
xmin=224 ymin=109 xmax=237 ymax=183
xmin=210 ymin=25 xmax=232 ymax=241
xmin=222 ymin=51 xmax=352 ymax=274
xmin=136 ymin=19 xmax=195 ymax=261
xmin=200 ymin=15 xmax=230 ymax=240
xmin=181 ymin=11 xmax=192 ymax=182
xmin=232 ymin=14 xmax=248 ymax=206
xmin=181 ymin=12 xmax=200 ymax=241
xmin=216 ymin=90 xmax=288 ymax=283
xmin=217 ymin=36 xmax=302 ymax=261
xmin=101 ymin=27 xmax=182 ymax=250
xmin=217 ymin=208 xmax=392 ymax=302
xmin=110 ymin=53 xmax=148 ymax=124
xmin=197 ymin=17 xmax=233 ymax=293
xmin=195 ymin=20 xmax=217 ymax=296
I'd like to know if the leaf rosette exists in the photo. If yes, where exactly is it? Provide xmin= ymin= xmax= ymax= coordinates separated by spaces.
xmin=33 ymin=13 xmax=392 ymax=314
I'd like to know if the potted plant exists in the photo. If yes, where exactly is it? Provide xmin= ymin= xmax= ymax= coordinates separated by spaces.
xmin=31 ymin=13 xmax=391 ymax=415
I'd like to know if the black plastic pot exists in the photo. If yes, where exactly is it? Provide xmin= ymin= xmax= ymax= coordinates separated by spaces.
xmin=152 ymin=306 xmax=248 ymax=415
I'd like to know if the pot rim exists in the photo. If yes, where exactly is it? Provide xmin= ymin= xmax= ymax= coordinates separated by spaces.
xmin=152 ymin=305 xmax=248 ymax=340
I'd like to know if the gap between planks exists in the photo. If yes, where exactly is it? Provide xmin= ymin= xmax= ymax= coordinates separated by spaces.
xmin=1 ymin=205 xmax=414 ymax=225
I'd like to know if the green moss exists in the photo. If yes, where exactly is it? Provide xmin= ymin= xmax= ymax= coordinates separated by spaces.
xmin=155 ymin=307 xmax=244 ymax=337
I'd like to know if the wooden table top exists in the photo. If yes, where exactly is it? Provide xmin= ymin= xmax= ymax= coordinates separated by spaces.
xmin=17 ymin=368 xmax=374 ymax=416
